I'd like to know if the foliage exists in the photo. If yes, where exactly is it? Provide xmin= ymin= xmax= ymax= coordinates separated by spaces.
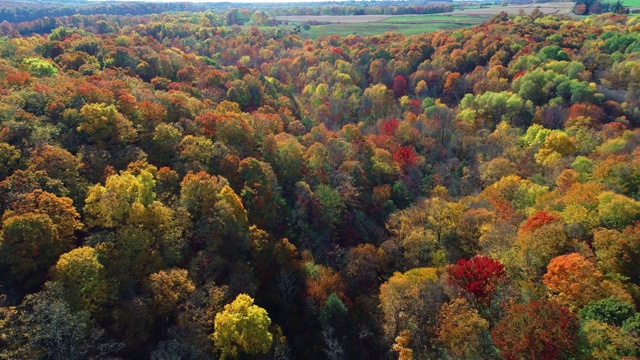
xmin=51 ymin=246 xmax=108 ymax=315
xmin=445 ymin=255 xmax=506 ymax=306
xmin=379 ymin=267 xmax=443 ymax=356
xmin=212 ymin=294 xmax=273 ymax=359
xmin=0 ymin=283 xmax=122 ymax=359
xmin=579 ymin=297 xmax=636 ymax=327
xmin=582 ymin=320 xmax=640 ymax=360
xmin=492 ymin=299 xmax=582 ymax=360
xmin=144 ymin=268 xmax=195 ymax=317
xmin=22 ymin=57 xmax=58 ymax=77
xmin=0 ymin=190 xmax=81 ymax=289
xmin=436 ymin=297 xmax=489 ymax=359
xmin=543 ymin=253 xmax=632 ymax=310
xmin=0 ymin=6 xmax=640 ymax=359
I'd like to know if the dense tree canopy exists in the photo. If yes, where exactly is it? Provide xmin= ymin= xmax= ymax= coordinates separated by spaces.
xmin=0 ymin=4 xmax=640 ymax=359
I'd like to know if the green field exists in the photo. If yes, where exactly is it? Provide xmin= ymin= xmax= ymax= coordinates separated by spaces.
xmin=381 ymin=14 xmax=488 ymax=23
xmin=302 ymin=15 xmax=483 ymax=38
xmin=622 ymin=0 xmax=640 ymax=6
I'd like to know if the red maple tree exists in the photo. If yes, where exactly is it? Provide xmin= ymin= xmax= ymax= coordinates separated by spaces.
xmin=446 ymin=255 xmax=506 ymax=305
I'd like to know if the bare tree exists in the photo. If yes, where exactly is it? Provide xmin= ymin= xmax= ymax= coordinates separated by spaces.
xmin=322 ymin=327 xmax=345 ymax=360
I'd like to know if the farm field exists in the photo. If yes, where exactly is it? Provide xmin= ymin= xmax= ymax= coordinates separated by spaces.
xmin=274 ymin=14 xmax=394 ymax=23
xmin=280 ymin=3 xmax=575 ymax=38
xmin=303 ymin=20 xmax=479 ymax=38
xmin=283 ymin=13 xmax=484 ymax=38
xmin=454 ymin=2 xmax=575 ymax=15
xmin=622 ymin=0 xmax=640 ymax=7
xmin=380 ymin=14 xmax=488 ymax=23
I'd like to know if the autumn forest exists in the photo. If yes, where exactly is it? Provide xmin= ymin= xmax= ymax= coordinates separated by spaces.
xmin=0 ymin=2 xmax=640 ymax=359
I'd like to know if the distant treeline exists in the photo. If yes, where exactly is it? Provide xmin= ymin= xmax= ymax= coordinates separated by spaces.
xmin=0 ymin=1 xmax=457 ymax=24
xmin=0 ymin=1 xmax=234 ymax=23
xmin=267 ymin=4 xmax=455 ymax=16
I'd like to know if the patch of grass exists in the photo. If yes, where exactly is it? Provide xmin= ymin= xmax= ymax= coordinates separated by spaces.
xmin=381 ymin=14 xmax=485 ymax=23
xmin=304 ymin=23 xmax=401 ymax=38
xmin=301 ymin=15 xmax=483 ymax=39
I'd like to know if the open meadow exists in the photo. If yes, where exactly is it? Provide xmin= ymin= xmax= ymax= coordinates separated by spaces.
xmin=278 ymin=14 xmax=485 ymax=38
xmin=622 ymin=0 xmax=640 ymax=7
xmin=303 ymin=17 xmax=484 ymax=37
xmin=277 ymin=2 xmax=576 ymax=38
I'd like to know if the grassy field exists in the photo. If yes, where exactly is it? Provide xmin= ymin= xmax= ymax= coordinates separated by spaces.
xmin=286 ymin=0 xmax=574 ymax=40
xmin=278 ymin=2 xmax=577 ymax=39
xmin=301 ymin=14 xmax=483 ymax=38
xmin=622 ymin=0 xmax=640 ymax=7
xmin=380 ymin=14 xmax=486 ymax=23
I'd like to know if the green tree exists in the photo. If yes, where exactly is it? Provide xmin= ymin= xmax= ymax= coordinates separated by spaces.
xmin=212 ymin=294 xmax=273 ymax=359
xmin=22 ymin=57 xmax=58 ymax=77
xmin=582 ymin=320 xmax=640 ymax=360
xmin=178 ymin=135 xmax=215 ymax=174
xmin=592 ymin=225 xmax=640 ymax=284
xmin=597 ymin=191 xmax=640 ymax=230
xmin=238 ymin=157 xmax=283 ymax=232
xmin=538 ymin=45 xmax=570 ymax=62
xmin=360 ymin=83 xmax=394 ymax=124
xmin=319 ymin=292 xmax=348 ymax=329
xmin=272 ymin=133 xmax=305 ymax=193
xmin=150 ymin=124 xmax=182 ymax=166
xmin=0 ymin=142 xmax=21 ymax=180
xmin=579 ymin=297 xmax=636 ymax=327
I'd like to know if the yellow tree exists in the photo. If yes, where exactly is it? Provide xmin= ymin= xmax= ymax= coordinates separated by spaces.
xmin=144 ymin=268 xmax=195 ymax=317
xmin=436 ymin=298 xmax=490 ymax=359
xmin=481 ymin=175 xmax=548 ymax=219
xmin=592 ymin=226 xmax=640 ymax=283
xmin=212 ymin=294 xmax=273 ymax=359
xmin=85 ymin=170 xmax=184 ymax=288
xmin=0 ymin=190 xmax=81 ymax=289
xmin=597 ymin=191 xmax=640 ymax=230
xmin=77 ymin=103 xmax=136 ymax=146
xmin=534 ymin=131 xmax=576 ymax=167
xmin=582 ymin=319 xmax=640 ymax=359
xmin=515 ymin=211 xmax=568 ymax=272
xmin=392 ymin=330 xmax=414 ymax=360
xmin=386 ymin=196 xmax=463 ymax=267
xmin=379 ymin=268 xmax=443 ymax=355
xmin=51 ymin=246 xmax=109 ymax=315
xmin=361 ymin=83 xmax=394 ymax=124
